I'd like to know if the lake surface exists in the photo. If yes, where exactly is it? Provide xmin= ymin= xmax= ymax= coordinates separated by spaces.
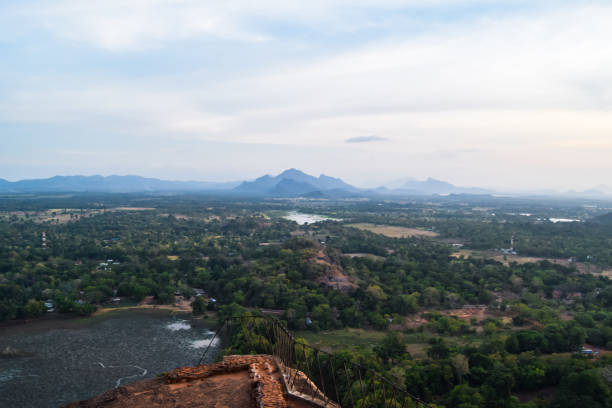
xmin=283 ymin=211 xmax=340 ymax=225
xmin=0 ymin=311 xmax=220 ymax=408
xmin=549 ymin=218 xmax=581 ymax=223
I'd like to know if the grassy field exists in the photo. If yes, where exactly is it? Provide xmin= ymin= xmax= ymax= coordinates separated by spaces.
xmin=295 ymin=328 xmax=387 ymax=352
xmin=343 ymin=253 xmax=386 ymax=260
xmin=294 ymin=327 xmax=456 ymax=358
xmin=0 ymin=207 xmax=154 ymax=224
xmin=348 ymin=223 xmax=439 ymax=238
xmin=295 ymin=326 xmax=485 ymax=359
xmin=452 ymin=249 xmax=607 ymax=275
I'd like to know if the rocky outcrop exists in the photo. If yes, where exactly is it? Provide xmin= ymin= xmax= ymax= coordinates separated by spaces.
xmin=64 ymin=355 xmax=323 ymax=408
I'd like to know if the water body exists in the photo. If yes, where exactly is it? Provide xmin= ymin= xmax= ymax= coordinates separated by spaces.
xmin=283 ymin=211 xmax=340 ymax=225
xmin=0 ymin=311 xmax=220 ymax=408
xmin=549 ymin=218 xmax=581 ymax=223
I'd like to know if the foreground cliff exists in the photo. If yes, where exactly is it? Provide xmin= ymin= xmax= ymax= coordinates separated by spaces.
xmin=64 ymin=355 xmax=326 ymax=408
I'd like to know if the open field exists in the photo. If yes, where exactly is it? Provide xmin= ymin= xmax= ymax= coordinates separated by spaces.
xmin=452 ymin=249 xmax=546 ymax=265
xmin=452 ymin=249 xmax=608 ymax=275
xmin=295 ymin=328 xmax=430 ymax=357
xmin=599 ymin=269 xmax=612 ymax=278
xmin=348 ymin=223 xmax=439 ymax=238
xmin=0 ymin=207 xmax=155 ymax=224
xmin=343 ymin=253 xmax=385 ymax=260
xmin=94 ymin=295 xmax=194 ymax=316
xmin=295 ymin=328 xmax=387 ymax=352
xmin=294 ymin=327 xmax=479 ymax=359
xmin=93 ymin=303 xmax=191 ymax=316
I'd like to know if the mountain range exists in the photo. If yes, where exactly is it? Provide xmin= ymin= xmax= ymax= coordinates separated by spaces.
xmin=377 ymin=177 xmax=491 ymax=196
xmin=0 ymin=170 xmax=610 ymax=199
xmin=0 ymin=175 xmax=240 ymax=194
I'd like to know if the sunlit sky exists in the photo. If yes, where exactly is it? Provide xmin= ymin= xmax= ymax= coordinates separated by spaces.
xmin=1 ymin=1 xmax=611 ymax=190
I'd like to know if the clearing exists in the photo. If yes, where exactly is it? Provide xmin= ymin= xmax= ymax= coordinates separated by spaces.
xmin=314 ymin=248 xmax=357 ymax=291
xmin=343 ymin=253 xmax=385 ymax=261
xmin=0 ymin=207 xmax=154 ymax=224
xmin=453 ymin=249 xmax=609 ymax=275
xmin=348 ymin=223 xmax=439 ymax=238
xmin=295 ymin=328 xmax=387 ymax=352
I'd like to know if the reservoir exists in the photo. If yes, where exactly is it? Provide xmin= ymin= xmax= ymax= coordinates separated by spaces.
xmin=0 ymin=310 xmax=220 ymax=407
xmin=283 ymin=211 xmax=340 ymax=225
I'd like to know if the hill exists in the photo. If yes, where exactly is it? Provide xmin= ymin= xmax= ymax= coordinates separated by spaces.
xmin=387 ymin=178 xmax=491 ymax=195
xmin=233 ymin=168 xmax=359 ymax=197
xmin=0 ymin=175 xmax=240 ymax=193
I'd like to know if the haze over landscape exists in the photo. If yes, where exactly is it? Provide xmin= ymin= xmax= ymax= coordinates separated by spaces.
xmin=2 ymin=1 xmax=612 ymax=190
xmin=5 ymin=2 xmax=612 ymax=408
xmin=2 ymin=169 xmax=612 ymax=198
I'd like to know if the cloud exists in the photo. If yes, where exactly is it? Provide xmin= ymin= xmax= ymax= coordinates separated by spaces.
xmin=346 ymin=135 xmax=388 ymax=143
xmin=10 ymin=0 xmax=537 ymax=51
xmin=3 ymin=3 xmax=612 ymax=151
xmin=2 ymin=1 xmax=612 ymax=188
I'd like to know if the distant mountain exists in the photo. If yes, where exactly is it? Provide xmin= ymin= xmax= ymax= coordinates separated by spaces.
xmin=380 ymin=177 xmax=492 ymax=196
xmin=591 ymin=185 xmax=612 ymax=196
xmin=7 ymin=171 xmax=606 ymax=199
xmin=269 ymin=179 xmax=320 ymax=196
xmin=233 ymin=169 xmax=359 ymax=197
xmin=0 ymin=175 xmax=241 ymax=193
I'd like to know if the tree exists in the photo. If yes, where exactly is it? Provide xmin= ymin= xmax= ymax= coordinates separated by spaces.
xmin=552 ymin=370 xmax=611 ymax=408
xmin=451 ymin=354 xmax=470 ymax=383
xmin=72 ymin=302 xmax=96 ymax=316
xmin=423 ymin=287 xmax=441 ymax=306
xmin=427 ymin=337 xmax=450 ymax=360
xmin=390 ymin=293 xmax=419 ymax=315
xmin=375 ymin=332 xmax=407 ymax=362
xmin=484 ymin=362 xmax=515 ymax=397
xmin=191 ymin=296 xmax=206 ymax=315
xmin=447 ymin=384 xmax=484 ymax=408
xmin=23 ymin=299 xmax=45 ymax=318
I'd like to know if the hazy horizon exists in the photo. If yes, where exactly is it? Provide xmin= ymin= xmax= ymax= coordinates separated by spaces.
xmin=1 ymin=1 xmax=611 ymax=191
xmin=2 ymin=169 xmax=610 ymax=194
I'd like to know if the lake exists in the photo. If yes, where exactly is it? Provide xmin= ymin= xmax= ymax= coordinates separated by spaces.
xmin=283 ymin=211 xmax=340 ymax=225
xmin=549 ymin=218 xmax=581 ymax=223
xmin=0 ymin=311 xmax=220 ymax=407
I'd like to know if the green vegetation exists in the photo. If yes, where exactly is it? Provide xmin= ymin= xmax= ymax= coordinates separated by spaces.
xmin=1 ymin=193 xmax=612 ymax=406
xmin=191 ymin=296 xmax=206 ymax=315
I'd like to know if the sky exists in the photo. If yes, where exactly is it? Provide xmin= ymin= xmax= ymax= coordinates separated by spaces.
xmin=1 ymin=0 xmax=611 ymax=191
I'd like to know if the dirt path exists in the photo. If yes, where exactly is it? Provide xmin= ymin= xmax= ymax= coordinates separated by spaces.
xmin=314 ymin=248 xmax=357 ymax=291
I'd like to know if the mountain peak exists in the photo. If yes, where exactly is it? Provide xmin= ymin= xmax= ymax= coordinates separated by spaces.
xmin=277 ymin=168 xmax=308 ymax=177
xmin=234 ymin=169 xmax=357 ymax=196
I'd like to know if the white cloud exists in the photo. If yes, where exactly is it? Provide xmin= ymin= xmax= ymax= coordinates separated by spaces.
xmin=4 ymin=3 xmax=612 ymax=141
xmin=2 ymin=1 xmax=612 ymax=188
xmin=15 ymin=0 xmax=540 ymax=51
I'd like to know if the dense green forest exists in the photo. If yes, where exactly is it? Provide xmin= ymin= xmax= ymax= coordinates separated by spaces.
xmin=1 ymin=193 xmax=612 ymax=407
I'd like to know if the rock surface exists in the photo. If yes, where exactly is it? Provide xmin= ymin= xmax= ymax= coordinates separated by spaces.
xmin=64 ymin=355 xmax=318 ymax=408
